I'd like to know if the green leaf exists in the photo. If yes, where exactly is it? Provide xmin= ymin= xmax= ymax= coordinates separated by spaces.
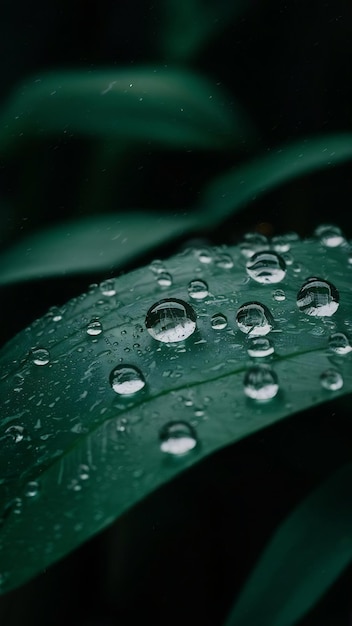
xmin=224 ymin=463 xmax=352 ymax=626
xmin=0 ymin=212 xmax=197 ymax=285
xmin=1 ymin=236 xmax=352 ymax=593
xmin=159 ymin=0 xmax=249 ymax=61
xmin=202 ymin=134 xmax=352 ymax=223
xmin=0 ymin=67 xmax=249 ymax=152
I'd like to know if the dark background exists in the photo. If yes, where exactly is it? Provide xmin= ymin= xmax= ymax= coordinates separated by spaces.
xmin=0 ymin=1 xmax=352 ymax=624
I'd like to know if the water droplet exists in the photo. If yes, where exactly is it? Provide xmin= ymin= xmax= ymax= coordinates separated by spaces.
xmin=109 ymin=365 xmax=146 ymax=395
xmin=48 ymin=306 xmax=63 ymax=322
xmin=215 ymin=253 xmax=233 ymax=269
xmin=5 ymin=425 xmax=24 ymax=443
xmin=146 ymin=298 xmax=197 ymax=343
xmin=271 ymin=235 xmax=291 ymax=253
xmin=296 ymin=278 xmax=339 ymax=317
xmin=12 ymin=497 xmax=22 ymax=515
xmin=197 ymin=249 xmax=212 ymax=264
xmin=78 ymin=464 xmax=90 ymax=480
xmin=315 ymin=224 xmax=345 ymax=248
xmin=240 ymin=233 xmax=268 ymax=258
xmin=211 ymin=313 xmax=228 ymax=330
xmin=24 ymin=481 xmax=40 ymax=498
xmin=236 ymin=302 xmax=274 ymax=336
xmin=100 ymin=279 xmax=116 ymax=297
xmin=247 ymin=337 xmax=274 ymax=357
xmin=86 ymin=319 xmax=103 ymax=336
xmin=157 ymin=272 xmax=173 ymax=288
xmin=244 ymin=365 xmax=279 ymax=400
xmin=328 ymin=332 xmax=352 ymax=355
xmin=320 ymin=369 xmax=343 ymax=390
xmin=188 ymin=279 xmax=209 ymax=300
xmin=159 ymin=421 xmax=197 ymax=455
xmin=31 ymin=348 xmax=50 ymax=366
xmin=149 ymin=259 xmax=166 ymax=274
xmin=273 ymin=289 xmax=286 ymax=302
xmin=246 ymin=251 xmax=286 ymax=284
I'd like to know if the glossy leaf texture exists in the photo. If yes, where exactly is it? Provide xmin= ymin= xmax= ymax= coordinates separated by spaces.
xmin=0 ymin=67 xmax=249 ymax=152
xmin=1 ymin=235 xmax=352 ymax=594
xmin=225 ymin=463 xmax=352 ymax=626
xmin=202 ymin=134 xmax=352 ymax=223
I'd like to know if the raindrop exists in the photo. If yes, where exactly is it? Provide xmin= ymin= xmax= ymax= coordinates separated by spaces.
xmin=31 ymin=348 xmax=50 ymax=366
xmin=86 ymin=319 xmax=103 ymax=336
xmin=157 ymin=273 xmax=173 ymax=288
xmin=296 ymin=278 xmax=339 ymax=316
xmin=211 ymin=313 xmax=228 ymax=330
xmin=244 ymin=364 xmax=279 ymax=400
xmin=188 ymin=279 xmax=209 ymax=300
xmin=197 ymin=249 xmax=212 ymax=264
xmin=239 ymin=233 xmax=268 ymax=258
xmin=215 ymin=253 xmax=234 ymax=269
xmin=110 ymin=365 xmax=146 ymax=395
xmin=236 ymin=302 xmax=274 ymax=336
xmin=320 ymin=369 xmax=343 ymax=391
xmin=328 ymin=332 xmax=351 ymax=355
xmin=246 ymin=251 xmax=286 ymax=284
xmin=273 ymin=289 xmax=286 ymax=302
xmin=159 ymin=421 xmax=197 ymax=455
xmin=149 ymin=259 xmax=165 ymax=274
xmin=5 ymin=425 xmax=24 ymax=443
xmin=48 ymin=306 xmax=63 ymax=322
xmin=78 ymin=464 xmax=90 ymax=480
xmin=315 ymin=224 xmax=345 ymax=248
xmin=146 ymin=298 xmax=197 ymax=343
xmin=247 ymin=337 xmax=274 ymax=357
xmin=100 ymin=279 xmax=116 ymax=297
xmin=24 ymin=481 xmax=40 ymax=498
xmin=271 ymin=235 xmax=291 ymax=253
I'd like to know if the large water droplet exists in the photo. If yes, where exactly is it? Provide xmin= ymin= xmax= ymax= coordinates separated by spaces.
xmin=110 ymin=365 xmax=146 ymax=395
xmin=244 ymin=365 xmax=279 ymax=400
xmin=188 ymin=279 xmax=209 ymax=300
xmin=5 ymin=425 xmax=24 ymax=443
xmin=157 ymin=272 xmax=173 ymax=288
xmin=247 ymin=337 xmax=274 ymax=357
xmin=315 ymin=224 xmax=345 ymax=247
xmin=211 ymin=313 xmax=228 ymax=330
xmin=246 ymin=251 xmax=286 ymax=284
xmin=100 ymin=279 xmax=116 ymax=297
xmin=86 ymin=319 xmax=103 ymax=336
xmin=236 ymin=302 xmax=274 ymax=336
xmin=145 ymin=298 xmax=197 ymax=343
xmin=159 ymin=421 xmax=197 ymax=455
xmin=31 ymin=348 xmax=50 ymax=366
xmin=328 ymin=332 xmax=352 ymax=355
xmin=296 ymin=278 xmax=339 ymax=316
xmin=320 ymin=368 xmax=343 ymax=390
xmin=24 ymin=481 xmax=40 ymax=498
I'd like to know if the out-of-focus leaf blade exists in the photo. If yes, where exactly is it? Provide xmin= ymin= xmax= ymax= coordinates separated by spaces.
xmin=0 ymin=67 xmax=250 ymax=152
xmin=202 ymin=134 xmax=352 ymax=223
xmin=1 ymin=237 xmax=352 ymax=593
xmin=224 ymin=464 xmax=352 ymax=626
xmin=0 ymin=212 xmax=197 ymax=285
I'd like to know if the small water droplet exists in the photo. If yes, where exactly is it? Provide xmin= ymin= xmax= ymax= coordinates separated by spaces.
xmin=159 ymin=421 xmax=197 ymax=455
xmin=157 ymin=272 xmax=173 ymax=288
xmin=100 ymin=279 xmax=116 ymax=297
xmin=211 ymin=313 xmax=228 ymax=330
xmin=271 ymin=235 xmax=291 ymax=253
xmin=244 ymin=364 xmax=279 ymax=400
xmin=197 ymin=249 xmax=212 ymax=264
xmin=78 ymin=464 xmax=90 ymax=480
xmin=246 ymin=251 xmax=286 ymax=284
xmin=247 ymin=337 xmax=274 ymax=357
xmin=31 ymin=348 xmax=50 ymax=366
xmin=328 ymin=332 xmax=352 ymax=355
xmin=48 ymin=306 xmax=63 ymax=322
xmin=236 ymin=302 xmax=274 ymax=336
xmin=188 ymin=279 xmax=209 ymax=300
xmin=86 ymin=319 xmax=103 ymax=336
xmin=320 ymin=368 xmax=343 ymax=390
xmin=109 ymin=365 xmax=146 ymax=395
xmin=240 ymin=233 xmax=268 ymax=258
xmin=273 ymin=289 xmax=286 ymax=302
xmin=215 ymin=253 xmax=233 ymax=269
xmin=149 ymin=259 xmax=166 ymax=274
xmin=145 ymin=298 xmax=197 ymax=343
xmin=24 ymin=481 xmax=40 ymax=498
xmin=315 ymin=224 xmax=345 ymax=247
xmin=12 ymin=497 xmax=22 ymax=515
xmin=297 ymin=278 xmax=339 ymax=316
